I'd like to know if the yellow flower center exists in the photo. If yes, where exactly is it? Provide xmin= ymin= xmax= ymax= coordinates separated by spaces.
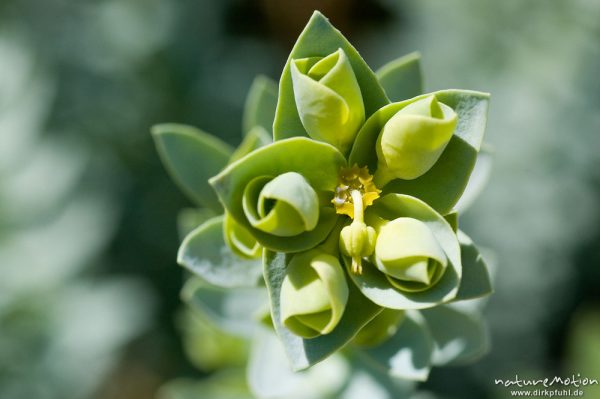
xmin=333 ymin=165 xmax=381 ymax=275
xmin=332 ymin=165 xmax=381 ymax=220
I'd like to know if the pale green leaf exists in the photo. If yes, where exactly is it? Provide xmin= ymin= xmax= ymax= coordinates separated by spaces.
xmin=349 ymin=194 xmax=461 ymax=309
xmin=264 ymin=250 xmax=382 ymax=371
xmin=229 ymin=125 xmax=272 ymax=164
xmin=242 ymin=75 xmax=278 ymax=135
xmin=341 ymin=354 xmax=417 ymax=399
xmin=176 ymin=207 xmax=217 ymax=239
xmin=177 ymin=216 xmax=262 ymax=288
xmin=453 ymin=230 xmax=493 ymax=301
xmin=376 ymin=52 xmax=423 ymax=102
xmin=210 ymin=137 xmax=346 ymax=252
xmin=273 ymin=11 xmax=388 ymax=142
xmin=359 ymin=311 xmax=433 ymax=381
xmin=421 ymin=305 xmax=489 ymax=366
xmin=290 ymin=49 xmax=365 ymax=153
xmin=181 ymin=277 xmax=268 ymax=337
xmin=152 ymin=123 xmax=233 ymax=211
xmin=454 ymin=145 xmax=493 ymax=213
xmin=245 ymin=172 xmax=319 ymax=237
xmin=248 ymin=330 xmax=350 ymax=399
xmin=178 ymin=308 xmax=248 ymax=371
xmin=349 ymin=90 xmax=489 ymax=215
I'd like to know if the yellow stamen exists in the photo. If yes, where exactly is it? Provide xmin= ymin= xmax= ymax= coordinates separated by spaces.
xmin=332 ymin=165 xmax=381 ymax=219
xmin=334 ymin=166 xmax=380 ymax=275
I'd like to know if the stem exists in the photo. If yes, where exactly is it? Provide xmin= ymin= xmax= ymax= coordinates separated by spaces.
xmin=350 ymin=189 xmax=364 ymax=274
xmin=351 ymin=189 xmax=364 ymax=223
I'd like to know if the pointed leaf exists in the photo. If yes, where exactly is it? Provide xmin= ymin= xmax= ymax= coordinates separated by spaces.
xmin=242 ymin=75 xmax=278 ymax=135
xmin=359 ymin=311 xmax=434 ymax=381
xmin=443 ymin=210 xmax=459 ymax=233
xmin=152 ymin=124 xmax=233 ymax=211
xmin=178 ymin=216 xmax=262 ymax=288
xmin=421 ymin=305 xmax=489 ymax=366
xmin=453 ymin=230 xmax=493 ymax=301
xmin=349 ymin=194 xmax=462 ymax=309
xmin=349 ymin=90 xmax=489 ymax=215
xmin=177 ymin=208 xmax=217 ymax=239
xmin=376 ymin=52 xmax=423 ymax=102
xmin=341 ymin=354 xmax=417 ymax=399
xmin=179 ymin=308 xmax=248 ymax=371
xmin=264 ymin=250 xmax=382 ymax=371
xmin=273 ymin=11 xmax=388 ymax=142
xmin=248 ymin=329 xmax=350 ymax=399
xmin=454 ymin=145 xmax=493 ymax=213
xmin=181 ymin=278 xmax=268 ymax=337
xmin=210 ymin=137 xmax=346 ymax=252
xmin=229 ymin=125 xmax=272 ymax=163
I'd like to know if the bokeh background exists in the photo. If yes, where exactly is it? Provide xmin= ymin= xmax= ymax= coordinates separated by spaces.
xmin=1 ymin=1 xmax=599 ymax=398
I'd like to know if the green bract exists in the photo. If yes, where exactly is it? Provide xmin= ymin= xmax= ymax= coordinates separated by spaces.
xmin=280 ymin=249 xmax=349 ymax=338
xmin=353 ymin=309 xmax=406 ymax=348
xmin=273 ymin=11 xmax=388 ymax=142
xmin=351 ymin=194 xmax=462 ymax=309
xmin=153 ymin=10 xmax=494 ymax=388
xmin=210 ymin=137 xmax=346 ymax=252
xmin=243 ymin=172 xmax=319 ymax=237
xmin=291 ymin=48 xmax=365 ymax=153
xmin=374 ymin=95 xmax=457 ymax=184
xmin=349 ymin=90 xmax=489 ymax=215
xmin=374 ymin=217 xmax=448 ymax=291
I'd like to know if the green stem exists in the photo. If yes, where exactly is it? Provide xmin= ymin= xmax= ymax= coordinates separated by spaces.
xmin=350 ymin=189 xmax=364 ymax=274
xmin=351 ymin=189 xmax=364 ymax=223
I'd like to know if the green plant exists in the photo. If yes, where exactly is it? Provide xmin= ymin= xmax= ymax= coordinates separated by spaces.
xmin=153 ymin=11 xmax=492 ymax=398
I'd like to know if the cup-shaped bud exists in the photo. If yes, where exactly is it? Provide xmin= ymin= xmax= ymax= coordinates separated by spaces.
xmin=242 ymin=172 xmax=319 ymax=237
xmin=280 ymin=250 xmax=349 ymax=338
xmin=375 ymin=95 xmax=457 ymax=184
xmin=223 ymin=212 xmax=261 ymax=259
xmin=291 ymin=48 xmax=365 ymax=153
xmin=374 ymin=217 xmax=448 ymax=292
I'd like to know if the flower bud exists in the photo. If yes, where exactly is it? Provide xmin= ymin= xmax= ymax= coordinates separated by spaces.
xmin=280 ymin=250 xmax=349 ymax=338
xmin=242 ymin=172 xmax=319 ymax=237
xmin=375 ymin=95 xmax=457 ymax=184
xmin=374 ymin=217 xmax=448 ymax=292
xmin=291 ymin=48 xmax=365 ymax=153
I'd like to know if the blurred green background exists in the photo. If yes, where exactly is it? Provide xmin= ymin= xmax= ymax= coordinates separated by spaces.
xmin=1 ymin=1 xmax=599 ymax=398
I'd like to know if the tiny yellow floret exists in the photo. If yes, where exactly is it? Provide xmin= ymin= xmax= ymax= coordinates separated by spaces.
xmin=332 ymin=165 xmax=381 ymax=219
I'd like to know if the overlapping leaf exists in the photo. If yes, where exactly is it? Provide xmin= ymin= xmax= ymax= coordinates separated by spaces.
xmin=421 ymin=304 xmax=489 ymax=366
xmin=349 ymin=194 xmax=462 ymax=309
xmin=349 ymin=90 xmax=489 ymax=215
xmin=243 ymin=75 xmax=278 ymax=136
xmin=273 ymin=11 xmax=388 ymax=142
xmin=152 ymin=124 xmax=232 ymax=212
xmin=359 ymin=310 xmax=434 ymax=381
xmin=210 ymin=138 xmax=346 ymax=252
xmin=376 ymin=52 xmax=423 ymax=102
xmin=178 ymin=216 xmax=262 ymax=288
xmin=264 ymin=250 xmax=381 ymax=371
